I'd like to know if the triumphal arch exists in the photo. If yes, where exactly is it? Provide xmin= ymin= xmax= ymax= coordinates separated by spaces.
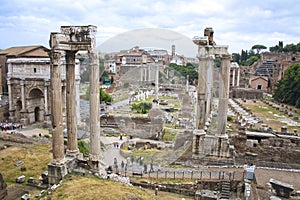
xmin=48 ymin=25 xmax=102 ymax=184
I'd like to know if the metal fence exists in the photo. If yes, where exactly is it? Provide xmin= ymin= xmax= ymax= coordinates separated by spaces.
xmin=119 ymin=169 xmax=244 ymax=181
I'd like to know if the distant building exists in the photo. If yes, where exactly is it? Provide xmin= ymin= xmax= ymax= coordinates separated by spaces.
xmin=249 ymin=76 xmax=269 ymax=92
xmin=0 ymin=45 xmax=81 ymax=125
xmin=115 ymin=46 xmax=156 ymax=82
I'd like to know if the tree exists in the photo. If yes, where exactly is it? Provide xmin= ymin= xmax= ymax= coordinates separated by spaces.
xmin=244 ymin=55 xmax=259 ymax=66
xmin=232 ymin=53 xmax=241 ymax=64
xmin=100 ymin=88 xmax=113 ymax=103
xmin=274 ymin=63 xmax=300 ymax=107
xmin=131 ymin=102 xmax=152 ymax=114
xmin=84 ymin=86 xmax=113 ymax=103
xmin=251 ymin=44 xmax=267 ymax=54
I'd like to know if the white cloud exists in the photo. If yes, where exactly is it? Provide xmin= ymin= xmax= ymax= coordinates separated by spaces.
xmin=0 ymin=0 xmax=299 ymax=53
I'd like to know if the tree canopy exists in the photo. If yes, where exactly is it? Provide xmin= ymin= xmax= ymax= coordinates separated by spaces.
xmin=251 ymin=44 xmax=267 ymax=54
xmin=169 ymin=63 xmax=198 ymax=84
xmin=274 ymin=63 xmax=300 ymax=108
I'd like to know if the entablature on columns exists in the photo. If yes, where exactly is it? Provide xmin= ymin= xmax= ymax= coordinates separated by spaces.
xmin=50 ymin=25 xmax=97 ymax=52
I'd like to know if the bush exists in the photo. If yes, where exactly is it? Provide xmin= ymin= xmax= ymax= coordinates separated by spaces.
xmin=44 ymin=134 xmax=50 ymax=138
xmin=78 ymin=140 xmax=89 ymax=155
xmin=227 ymin=116 xmax=233 ymax=122
xmin=32 ymin=135 xmax=37 ymax=138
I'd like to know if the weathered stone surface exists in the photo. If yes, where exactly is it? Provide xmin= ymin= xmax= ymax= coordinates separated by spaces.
xmin=0 ymin=173 xmax=7 ymax=199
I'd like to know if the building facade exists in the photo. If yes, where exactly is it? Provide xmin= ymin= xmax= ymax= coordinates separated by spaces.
xmin=0 ymin=46 xmax=80 ymax=125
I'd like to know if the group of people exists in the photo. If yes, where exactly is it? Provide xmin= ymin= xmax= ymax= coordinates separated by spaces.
xmin=0 ymin=122 xmax=23 ymax=132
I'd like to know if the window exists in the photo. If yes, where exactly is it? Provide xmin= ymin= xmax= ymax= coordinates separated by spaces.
xmin=257 ymin=85 xmax=262 ymax=90
xmin=34 ymin=68 xmax=37 ymax=73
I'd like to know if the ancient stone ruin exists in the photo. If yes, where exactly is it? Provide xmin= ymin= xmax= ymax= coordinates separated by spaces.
xmin=48 ymin=25 xmax=102 ymax=184
xmin=192 ymin=28 xmax=233 ymax=164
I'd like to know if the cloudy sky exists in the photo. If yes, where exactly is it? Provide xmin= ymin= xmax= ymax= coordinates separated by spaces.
xmin=0 ymin=0 xmax=299 ymax=56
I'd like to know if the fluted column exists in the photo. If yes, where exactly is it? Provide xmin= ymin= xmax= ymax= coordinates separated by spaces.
xmin=50 ymin=50 xmax=65 ymax=164
xmin=66 ymin=51 xmax=79 ymax=156
xmin=20 ymin=79 xmax=26 ymax=111
xmin=217 ymin=55 xmax=231 ymax=135
xmin=89 ymin=50 xmax=101 ymax=162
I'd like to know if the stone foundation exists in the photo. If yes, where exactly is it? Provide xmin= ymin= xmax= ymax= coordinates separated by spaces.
xmin=192 ymin=131 xmax=234 ymax=164
xmin=48 ymin=162 xmax=68 ymax=185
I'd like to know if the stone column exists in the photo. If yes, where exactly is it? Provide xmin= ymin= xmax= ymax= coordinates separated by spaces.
xmin=7 ymin=78 xmax=13 ymax=111
xmin=89 ymin=50 xmax=101 ymax=164
xmin=155 ymin=65 xmax=159 ymax=101
xmin=50 ymin=50 xmax=65 ymax=163
xmin=140 ymin=67 xmax=143 ymax=82
xmin=232 ymin=67 xmax=236 ymax=87
xmin=197 ymin=55 xmax=207 ymax=129
xmin=62 ymin=82 xmax=66 ymax=123
xmin=20 ymin=79 xmax=26 ymax=111
xmin=237 ymin=67 xmax=240 ymax=87
xmin=205 ymin=56 xmax=214 ymax=120
xmin=217 ymin=55 xmax=231 ymax=135
xmin=44 ymin=80 xmax=49 ymax=114
xmin=65 ymin=51 xmax=79 ymax=157
xmin=186 ymin=75 xmax=189 ymax=92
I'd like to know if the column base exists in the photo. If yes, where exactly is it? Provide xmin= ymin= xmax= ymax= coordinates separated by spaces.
xmin=66 ymin=149 xmax=83 ymax=159
xmin=88 ymin=154 xmax=105 ymax=172
xmin=48 ymin=162 xmax=67 ymax=185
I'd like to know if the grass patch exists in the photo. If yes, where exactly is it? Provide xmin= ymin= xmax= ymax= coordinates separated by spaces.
xmin=162 ymin=128 xmax=177 ymax=141
xmin=49 ymin=175 xmax=193 ymax=200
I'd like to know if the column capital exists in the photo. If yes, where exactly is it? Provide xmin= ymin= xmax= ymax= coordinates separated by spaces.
xmin=50 ymin=50 xmax=63 ymax=65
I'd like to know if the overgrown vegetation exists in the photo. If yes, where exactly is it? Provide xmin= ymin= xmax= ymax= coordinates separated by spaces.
xmin=131 ymin=102 xmax=152 ymax=114
xmin=84 ymin=86 xmax=113 ymax=103
xmin=274 ymin=63 xmax=300 ymax=108
xmin=78 ymin=140 xmax=90 ymax=155
xmin=169 ymin=63 xmax=198 ymax=84
xmin=162 ymin=128 xmax=177 ymax=141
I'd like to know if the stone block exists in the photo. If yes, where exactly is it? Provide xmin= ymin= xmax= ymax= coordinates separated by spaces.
xmin=48 ymin=163 xmax=67 ymax=185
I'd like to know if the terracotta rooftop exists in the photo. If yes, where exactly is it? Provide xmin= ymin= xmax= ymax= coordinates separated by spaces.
xmin=0 ymin=45 xmax=49 ymax=58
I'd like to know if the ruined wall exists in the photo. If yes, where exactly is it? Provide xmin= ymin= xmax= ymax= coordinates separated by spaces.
xmin=231 ymin=88 xmax=263 ymax=99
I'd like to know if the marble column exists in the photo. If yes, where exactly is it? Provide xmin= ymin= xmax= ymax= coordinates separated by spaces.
xmin=89 ymin=50 xmax=101 ymax=162
xmin=50 ymin=50 xmax=65 ymax=164
xmin=66 ymin=51 xmax=79 ymax=156
xmin=155 ymin=65 xmax=159 ymax=101
xmin=232 ymin=67 xmax=236 ymax=87
xmin=20 ymin=80 xmax=26 ymax=111
xmin=217 ymin=55 xmax=231 ymax=135
xmin=197 ymin=55 xmax=208 ymax=129
xmin=237 ymin=67 xmax=240 ymax=87
xmin=186 ymin=75 xmax=189 ymax=92
xmin=62 ymin=82 xmax=66 ymax=123
xmin=44 ymin=80 xmax=49 ymax=114
xmin=205 ymin=56 xmax=214 ymax=120
xmin=7 ymin=79 xmax=13 ymax=111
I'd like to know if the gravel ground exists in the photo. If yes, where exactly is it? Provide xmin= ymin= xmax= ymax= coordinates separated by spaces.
xmin=255 ymin=167 xmax=300 ymax=190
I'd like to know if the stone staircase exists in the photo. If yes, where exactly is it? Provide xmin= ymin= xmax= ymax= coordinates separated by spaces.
xmin=220 ymin=181 xmax=231 ymax=199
